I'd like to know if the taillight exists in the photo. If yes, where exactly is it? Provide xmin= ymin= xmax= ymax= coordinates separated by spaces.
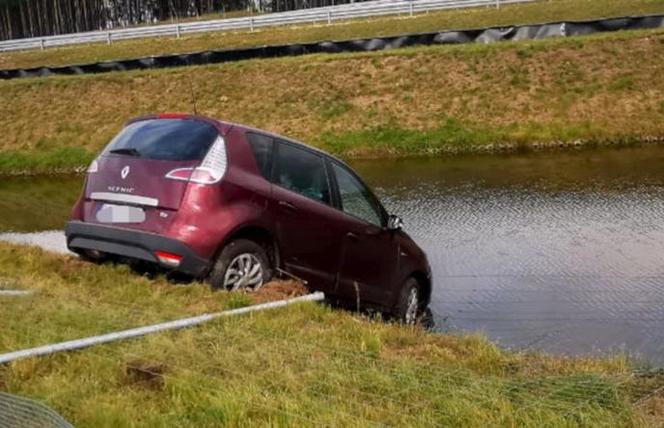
xmin=165 ymin=168 xmax=193 ymax=181
xmin=155 ymin=251 xmax=182 ymax=267
xmin=189 ymin=167 xmax=221 ymax=184
xmin=165 ymin=167 xmax=219 ymax=184
xmin=165 ymin=136 xmax=227 ymax=185
xmin=87 ymin=159 xmax=99 ymax=173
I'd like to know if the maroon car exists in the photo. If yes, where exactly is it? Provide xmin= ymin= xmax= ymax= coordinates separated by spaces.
xmin=66 ymin=114 xmax=432 ymax=322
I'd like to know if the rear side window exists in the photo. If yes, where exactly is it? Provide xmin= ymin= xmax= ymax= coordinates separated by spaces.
xmin=274 ymin=142 xmax=330 ymax=205
xmin=105 ymin=119 xmax=219 ymax=161
xmin=246 ymin=133 xmax=274 ymax=179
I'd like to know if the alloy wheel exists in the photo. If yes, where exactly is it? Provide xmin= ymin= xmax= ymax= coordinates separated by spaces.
xmin=223 ymin=253 xmax=264 ymax=291
xmin=404 ymin=287 xmax=419 ymax=325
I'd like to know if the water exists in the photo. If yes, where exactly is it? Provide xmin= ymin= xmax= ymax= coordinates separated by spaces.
xmin=0 ymin=176 xmax=81 ymax=232
xmin=2 ymin=146 xmax=664 ymax=363
xmin=351 ymin=146 xmax=664 ymax=364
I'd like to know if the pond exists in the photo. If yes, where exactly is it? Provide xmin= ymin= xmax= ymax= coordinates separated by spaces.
xmin=2 ymin=145 xmax=664 ymax=364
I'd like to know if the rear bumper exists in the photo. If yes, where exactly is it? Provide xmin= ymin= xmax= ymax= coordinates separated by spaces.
xmin=65 ymin=221 xmax=210 ymax=277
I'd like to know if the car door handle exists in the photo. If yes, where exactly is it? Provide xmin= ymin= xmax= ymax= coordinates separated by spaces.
xmin=278 ymin=200 xmax=298 ymax=211
xmin=347 ymin=232 xmax=360 ymax=241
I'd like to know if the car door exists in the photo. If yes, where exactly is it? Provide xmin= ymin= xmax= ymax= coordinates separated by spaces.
xmin=328 ymin=160 xmax=400 ymax=308
xmin=270 ymin=140 xmax=343 ymax=291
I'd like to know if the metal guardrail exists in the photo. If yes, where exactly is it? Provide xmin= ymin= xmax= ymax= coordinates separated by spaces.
xmin=5 ymin=12 xmax=662 ymax=80
xmin=0 ymin=0 xmax=537 ymax=52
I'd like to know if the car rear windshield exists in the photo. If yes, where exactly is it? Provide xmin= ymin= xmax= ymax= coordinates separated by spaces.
xmin=105 ymin=119 xmax=219 ymax=161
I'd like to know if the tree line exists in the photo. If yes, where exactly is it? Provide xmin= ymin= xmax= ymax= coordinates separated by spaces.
xmin=0 ymin=0 xmax=360 ymax=41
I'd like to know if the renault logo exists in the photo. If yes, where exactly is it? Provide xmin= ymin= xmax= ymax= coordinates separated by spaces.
xmin=121 ymin=166 xmax=130 ymax=179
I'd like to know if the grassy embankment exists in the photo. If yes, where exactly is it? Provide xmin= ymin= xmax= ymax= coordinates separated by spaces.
xmin=1 ymin=0 xmax=663 ymax=70
xmin=0 ymin=241 xmax=663 ymax=426
xmin=2 ymin=25 xmax=664 ymax=175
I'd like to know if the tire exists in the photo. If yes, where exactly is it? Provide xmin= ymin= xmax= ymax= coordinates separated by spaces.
xmin=76 ymin=249 xmax=107 ymax=264
xmin=395 ymin=277 xmax=423 ymax=325
xmin=208 ymin=239 xmax=273 ymax=291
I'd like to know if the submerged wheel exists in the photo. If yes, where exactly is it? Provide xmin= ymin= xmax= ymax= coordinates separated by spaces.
xmin=208 ymin=239 xmax=272 ymax=291
xmin=396 ymin=277 xmax=423 ymax=325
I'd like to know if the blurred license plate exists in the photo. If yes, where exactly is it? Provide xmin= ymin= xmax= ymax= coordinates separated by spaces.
xmin=96 ymin=204 xmax=145 ymax=224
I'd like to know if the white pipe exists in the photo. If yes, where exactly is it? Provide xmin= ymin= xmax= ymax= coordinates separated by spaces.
xmin=0 ymin=292 xmax=324 ymax=365
xmin=0 ymin=290 xmax=34 ymax=297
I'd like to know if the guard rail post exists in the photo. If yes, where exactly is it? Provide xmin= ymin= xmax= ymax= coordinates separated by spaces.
xmin=106 ymin=31 xmax=112 ymax=45
xmin=327 ymin=10 xmax=332 ymax=25
xmin=409 ymin=0 xmax=414 ymax=17
xmin=250 ymin=17 xmax=254 ymax=32
xmin=40 ymin=38 xmax=45 ymax=50
xmin=176 ymin=24 xmax=181 ymax=38
xmin=496 ymin=0 xmax=500 ymax=8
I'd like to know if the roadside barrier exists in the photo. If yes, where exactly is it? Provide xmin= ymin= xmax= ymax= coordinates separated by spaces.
xmin=0 ymin=0 xmax=536 ymax=53
xmin=1 ymin=13 xmax=662 ymax=80
xmin=0 ymin=292 xmax=324 ymax=365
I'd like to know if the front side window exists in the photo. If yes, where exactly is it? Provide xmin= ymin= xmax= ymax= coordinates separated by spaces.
xmin=332 ymin=162 xmax=383 ymax=226
xmin=274 ymin=142 xmax=330 ymax=205
xmin=105 ymin=119 xmax=219 ymax=161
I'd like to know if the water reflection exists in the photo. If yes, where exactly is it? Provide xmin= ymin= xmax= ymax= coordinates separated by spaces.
xmin=351 ymin=146 xmax=664 ymax=363
xmin=0 ymin=176 xmax=82 ymax=232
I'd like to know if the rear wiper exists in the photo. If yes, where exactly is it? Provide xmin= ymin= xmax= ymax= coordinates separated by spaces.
xmin=109 ymin=148 xmax=141 ymax=157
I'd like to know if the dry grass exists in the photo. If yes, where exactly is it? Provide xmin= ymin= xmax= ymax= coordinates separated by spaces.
xmin=0 ymin=0 xmax=663 ymax=70
xmin=1 ymin=27 xmax=664 ymax=175
xmin=1 ymin=241 xmax=663 ymax=426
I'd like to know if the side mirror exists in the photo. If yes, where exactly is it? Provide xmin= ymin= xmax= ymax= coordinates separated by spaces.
xmin=387 ymin=214 xmax=403 ymax=231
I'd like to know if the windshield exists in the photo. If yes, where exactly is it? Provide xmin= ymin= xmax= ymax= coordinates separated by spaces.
xmin=104 ymin=119 xmax=219 ymax=161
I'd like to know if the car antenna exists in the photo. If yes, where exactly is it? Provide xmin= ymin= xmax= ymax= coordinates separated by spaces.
xmin=188 ymin=79 xmax=198 ymax=115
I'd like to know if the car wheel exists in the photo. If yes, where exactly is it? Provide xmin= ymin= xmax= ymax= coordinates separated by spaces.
xmin=76 ymin=249 xmax=107 ymax=264
xmin=396 ymin=277 xmax=422 ymax=325
xmin=208 ymin=239 xmax=272 ymax=291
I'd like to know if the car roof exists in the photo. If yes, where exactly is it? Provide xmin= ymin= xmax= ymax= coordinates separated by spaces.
xmin=225 ymin=121 xmax=352 ymax=168
xmin=126 ymin=113 xmax=235 ymax=136
xmin=131 ymin=113 xmax=353 ymax=168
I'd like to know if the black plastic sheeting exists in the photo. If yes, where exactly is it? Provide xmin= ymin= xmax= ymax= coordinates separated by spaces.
xmin=2 ymin=14 xmax=663 ymax=80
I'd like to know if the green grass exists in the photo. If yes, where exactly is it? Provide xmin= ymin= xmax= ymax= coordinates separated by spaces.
xmin=1 ymin=241 xmax=663 ymax=426
xmin=0 ymin=245 xmax=232 ymax=351
xmin=322 ymin=118 xmax=645 ymax=157
xmin=1 ymin=0 xmax=663 ymax=70
xmin=0 ymin=147 xmax=92 ymax=176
